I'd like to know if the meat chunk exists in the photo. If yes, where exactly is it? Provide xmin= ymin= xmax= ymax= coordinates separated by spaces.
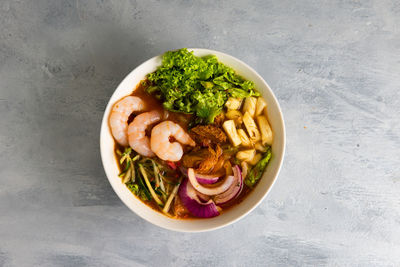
xmin=195 ymin=145 xmax=223 ymax=174
xmin=190 ymin=125 xmax=227 ymax=147
xmin=182 ymin=145 xmax=225 ymax=174
xmin=213 ymin=112 xmax=225 ymax=127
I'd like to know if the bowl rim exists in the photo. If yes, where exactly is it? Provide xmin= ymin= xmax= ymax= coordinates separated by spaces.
xmin=100 ymin=48 xmax=286 ymax=232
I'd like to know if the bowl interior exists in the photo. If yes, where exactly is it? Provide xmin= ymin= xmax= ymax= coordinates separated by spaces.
xmin=100 ymin=49 xmax=285 ymax=232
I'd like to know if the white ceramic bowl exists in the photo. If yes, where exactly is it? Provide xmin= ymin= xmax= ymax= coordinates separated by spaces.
xmin=100 ymin=49 xmax=285 ymax=232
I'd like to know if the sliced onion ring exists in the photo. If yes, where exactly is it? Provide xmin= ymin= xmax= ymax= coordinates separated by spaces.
xmin=196 ymin=191 xmax=211 ymax=202
xmin=214 ymin=165 xmax=243 ymax=205
xmin=179 ymin=167 xmax=220 ymax=184
xmin=178 ymin=178 xmax=219 ymax=218
xmin=195 ymin=173 xmax=220 ymax=184
xmin=188 ymin=168 xmax=234 ymax=196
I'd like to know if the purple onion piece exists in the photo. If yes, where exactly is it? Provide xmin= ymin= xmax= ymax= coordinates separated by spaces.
xmin=179 ymin=167 xmax=220 ymax=184
xmin=214 ymin=165 xmax=243 ymax=205
xmin=188 ymin=168 xmax=234 ymax=196
xmin=178 ymin=178 xmax=220 ymax=218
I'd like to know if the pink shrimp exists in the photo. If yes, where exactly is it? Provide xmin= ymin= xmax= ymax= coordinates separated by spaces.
xmin=127 ymin=110 xmax=163 ymax=157
xmin=109 ymin=96 xmax=145 ymax=146
xmin=150 ymin=121 xmax=195 ymax=162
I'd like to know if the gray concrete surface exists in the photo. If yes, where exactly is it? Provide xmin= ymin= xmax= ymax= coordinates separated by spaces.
xmin=1 ymin=0 xmax=399 ymax=266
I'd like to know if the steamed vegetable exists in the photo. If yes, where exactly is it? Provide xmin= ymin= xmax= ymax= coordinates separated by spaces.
xmin=147 ymin=48 xmax=259 ymax=123
xmin=245 ymin=149 xmax=272 ymax=187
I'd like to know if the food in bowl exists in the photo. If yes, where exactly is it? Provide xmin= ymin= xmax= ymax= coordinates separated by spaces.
xmin=109 ymin=48 xmax=274 ymax=219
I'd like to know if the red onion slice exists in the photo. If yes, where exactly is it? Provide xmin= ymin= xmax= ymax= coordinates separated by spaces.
xmin=179 ymin=167 xmax=220 ymax=184
xmin=178 ymin=178 xmax=219 ymax=218
xmin=195 ymin=173 xmax=220 ymax=184
xmin=188 ymin=168 xmax=234 ymax=196
xmin=214 ymin=165 xmax=243 ymax=205
xmin=196 ymin=191 xmax=211 ymax=202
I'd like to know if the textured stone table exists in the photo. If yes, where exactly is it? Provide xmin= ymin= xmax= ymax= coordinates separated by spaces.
xmin=1 ymin=0 xmax=399 ymax=266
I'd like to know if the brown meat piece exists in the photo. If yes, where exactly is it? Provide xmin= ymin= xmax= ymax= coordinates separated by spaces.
xmin=190 ymin=125 xmax=227 ymax=147
xmin=182 ymin=145 xmax=225 ymax=174
xmin=182 ymin=148 xmax=208 ymax=168
xmin=213 ymin=112 xmax=225 ymax=127
xmin=195 ymin=145 xmax=223 ymax=174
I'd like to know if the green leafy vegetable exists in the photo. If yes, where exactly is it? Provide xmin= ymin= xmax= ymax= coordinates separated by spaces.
xmin=147 ymin=48 xmax=259 ymax=123
xmin=245 ymin=148 xmax=272 ymax=187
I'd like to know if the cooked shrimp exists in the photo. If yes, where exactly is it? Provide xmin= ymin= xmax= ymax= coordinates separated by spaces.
xmin=151 ymin=121 xmax=195 ymax=162
xmin=109 ymin=96 xmax=145 ymax=146
xmin=128 ymin=110 xmax=162 ymax=157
